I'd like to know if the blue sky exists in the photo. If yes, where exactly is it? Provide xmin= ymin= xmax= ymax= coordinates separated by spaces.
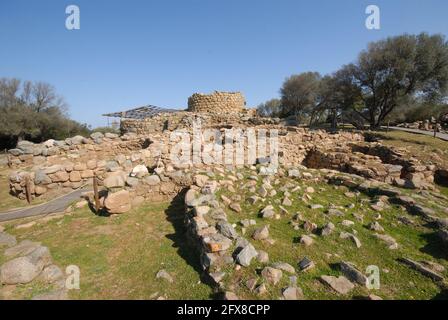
xmin=1 ymin=0 xmax=447 ymax=127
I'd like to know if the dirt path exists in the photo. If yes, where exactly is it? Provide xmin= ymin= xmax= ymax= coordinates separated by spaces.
xmin=0 ymin=187 xmax=91 ymax=222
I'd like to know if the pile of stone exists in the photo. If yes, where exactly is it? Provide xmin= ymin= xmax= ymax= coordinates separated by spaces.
xmin=0 ymin=231 xmax=67 ymax=300
xmin=397 ymin=119 xmax=446 ymax=133
xmin=305 ymin=143 xmax=436 ymax=190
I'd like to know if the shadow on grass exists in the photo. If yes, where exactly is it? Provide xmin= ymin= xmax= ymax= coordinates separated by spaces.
xmin=164 ymin=188 xmax=220 ymax=299
xmin=420 ymin=232 xmax=448 ymax=261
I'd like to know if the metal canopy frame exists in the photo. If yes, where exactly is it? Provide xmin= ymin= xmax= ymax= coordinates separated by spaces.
xmin=102 ymin=105 xmax=179 ymax=119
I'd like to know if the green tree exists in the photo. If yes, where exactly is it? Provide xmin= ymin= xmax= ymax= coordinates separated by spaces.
xmin=280 ymin=72 xmax=321 ymax=123
xmin=342 ymin=33 xmax=448 ymax=128
xmin=256 ymin=98 xmax=282 ymax=117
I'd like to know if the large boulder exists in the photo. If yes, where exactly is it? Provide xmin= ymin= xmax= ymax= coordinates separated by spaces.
xmin=104 ymin=190 xmax=131 ymax=214
xmin=0 ymin=246 xmax=52 ymax=285
xmin=103 ymin=171 xmax=127 ymax=189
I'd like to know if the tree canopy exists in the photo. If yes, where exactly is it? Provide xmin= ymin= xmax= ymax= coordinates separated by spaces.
xmin=0 ymin=78 xmax=90 ymax=149
xmin=264 ymin=33 xmax=448 ymax=129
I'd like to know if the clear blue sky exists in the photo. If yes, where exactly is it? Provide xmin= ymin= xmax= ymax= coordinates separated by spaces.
xmin=1 ymin=0 xmax=447 ymax=127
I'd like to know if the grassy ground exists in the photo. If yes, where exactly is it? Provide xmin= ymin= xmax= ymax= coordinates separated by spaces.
xmin=0 ymin=200 xmax=213 ymax=300
xmin=370 ymin=130 xmax=448 ymax=167
xmin=213 ymin=167 xmax=448 ymax=300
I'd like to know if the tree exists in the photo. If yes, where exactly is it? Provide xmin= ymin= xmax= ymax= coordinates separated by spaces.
xmin=342 ymin=33 xmax=448 ymax=128
xmin=256 ymin=99 xmax=282 ymax=117
xmin=0 ymin=78 xmax=90 ymax=149
xmin=280 ymin=72 xmax=321 ymax=122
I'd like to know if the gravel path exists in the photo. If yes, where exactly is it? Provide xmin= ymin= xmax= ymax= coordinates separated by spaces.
xmin=0 ymin=187 xmax=91 ymax=222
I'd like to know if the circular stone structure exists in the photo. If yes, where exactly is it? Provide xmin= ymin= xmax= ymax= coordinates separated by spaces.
xmin=187 ymin=91 xmax=245 ymax=113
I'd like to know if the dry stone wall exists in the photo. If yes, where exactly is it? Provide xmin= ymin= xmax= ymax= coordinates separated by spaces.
xmin=188 ymin=91 xmax=245 ymax=113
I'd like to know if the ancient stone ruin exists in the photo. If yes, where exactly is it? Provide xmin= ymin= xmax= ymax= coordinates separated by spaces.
xmin=187 ymin=91 xmax=246 ymax=113
xmin=4 ymin=90 xmax=448 ymax=300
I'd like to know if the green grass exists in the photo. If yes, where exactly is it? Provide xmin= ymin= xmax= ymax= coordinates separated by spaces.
xmin=213 ymin=167 xmax=448 ymax=300
xmin=372 ymin=130 xmax=448 ymax=167
xmin=0 ymin=201 xmax=213 ymax=300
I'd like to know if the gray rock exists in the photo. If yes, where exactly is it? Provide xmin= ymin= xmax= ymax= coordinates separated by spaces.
xmin=374 ymin=233 xmax=398 ymax=249
xmin=105 ymin=132 xmax=119 ymax=139
xmin=340 ymin=261 xmax=367 ymax=285
xmin=126 ymin=176 xmax=139 ymax=187
xmin=9 ymin=148 xmax=24 ymax=156
xmin=340 ymin=232 xmax=362 ymax=248
xmin=144 ymin=174 xmax=161 ymax=186
xmin=320 ymin=275 xmax=354 ymax=294
xmin=0 ymin=246 xmax=52 ymax=284
xmin=17 ymin=140 xmax=35 ymax=154
xmin=261 ymin=267 xmax=282 ymax=285
xmin=156 ymin=269 xmax=173 ymax=283
xmin=4 ymin=240 xmax=40 ymax=258
xmin=90 ymin=132 xmax=104 ymax=140
xmin=300 ymin=235 xmax=314 ymax=246
xmin=34 ymin=170 xmax=52 ymax=185
xmin=298 ymin=257 xmax=315 ymax=271
xmin=216 ymin=221 xmax=238 ymax=239
xmin=229 ymin=202 xmax=242 ymax=213
xmin=368 ymin=221 xmax=384 ymax=232
xmin=236 ymin=243 xmax=258 ymax=267
xmin=321 ymin=222 xmax=335 ymax=236
xmin=252 ymin=225 xmax=269 ymax=240
xmin=282 ymin=286 xmax=303 ymax=300
xmin=399 ymin=258 xmax=444 ymax=282
xmin=260 ymin=205 xmax=275 ymax=219
xmin=105 ymin=160 xmax=120 ymax=172
xmin=103 ymin=171 xmax=127 ymax=188
xmin=0 ymin=232 xmax=17 ymax=247
xmin=288 ymin=169 xmax=301 ymax=178
xmin=282 ymin=197 xmax=292 ymax=206
xmin=39 ymin=264 xmax=65 ymax=284
xmin=209 ymin=271 xmax=226 ymax=284
xmin=271 ymin=262 xmax=296 ymax=274
xmin=70 ymin=135 xmax=85 ymax=145
xmin=257 ymin=250 xmax=269 ymax=263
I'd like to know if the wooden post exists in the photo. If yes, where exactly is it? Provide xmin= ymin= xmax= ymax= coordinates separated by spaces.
xmin=387 ymin=121 xmax=390 ymax=133
xmin=93 ymin=173 xmax=100 ymax=213
xmin=6 ymin=149 xmax=11 ymax=168
xmin=434 ymin=123 xmax=437 ymax=138
xmin=25 ymin=175 xmax=32 ymax=204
